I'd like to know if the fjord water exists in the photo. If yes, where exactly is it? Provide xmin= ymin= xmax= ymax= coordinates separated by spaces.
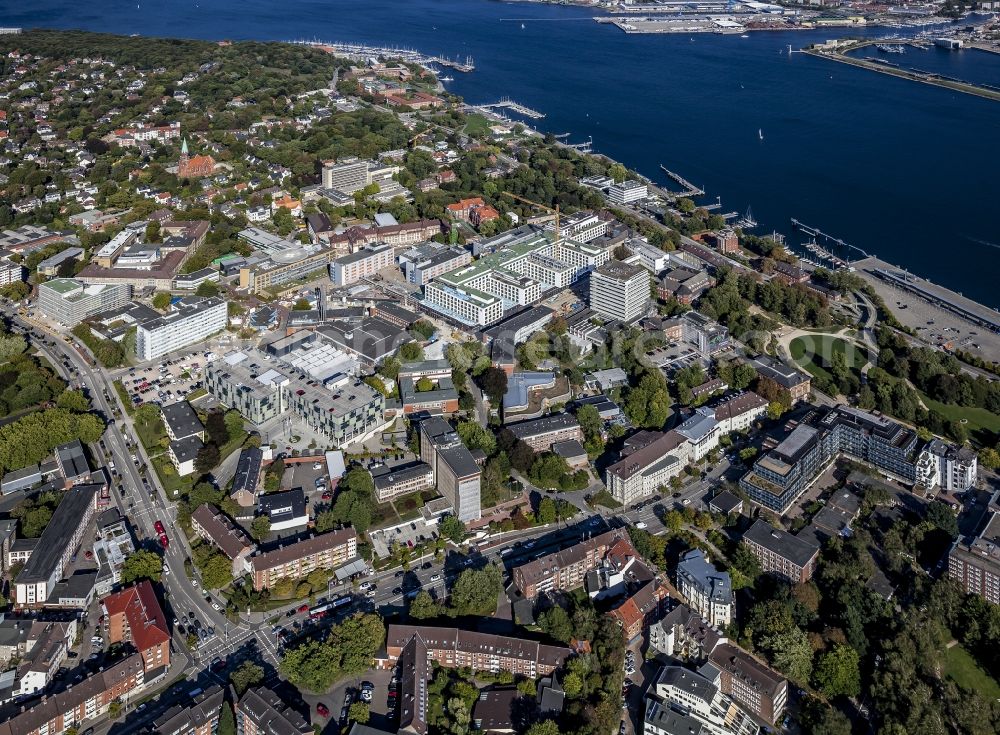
xmin=11 ymin=0 xmax=1000 ymax=306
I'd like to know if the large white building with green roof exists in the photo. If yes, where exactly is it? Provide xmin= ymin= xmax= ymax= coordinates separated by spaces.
xmin=38 ymin=278 xmax=131 ymax=326
xmin=422 ymin=230 xmax=610 ymax=327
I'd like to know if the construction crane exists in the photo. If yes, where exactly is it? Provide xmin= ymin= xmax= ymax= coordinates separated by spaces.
xmin=500 ymin=191 xmax=560 ymax=241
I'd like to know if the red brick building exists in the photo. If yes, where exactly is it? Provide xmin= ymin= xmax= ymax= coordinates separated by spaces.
xmin=101 ymin=580 xmax=171 ymax=675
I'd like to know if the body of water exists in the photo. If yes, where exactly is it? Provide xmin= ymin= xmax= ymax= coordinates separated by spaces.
xmin=8 ymin=1 xmax=1000 ymax=306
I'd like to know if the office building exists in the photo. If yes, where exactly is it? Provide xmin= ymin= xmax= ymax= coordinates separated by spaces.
xmin=249 ymin=528 xmax=357 ymax=591
xmin=0 ymin=258 xmax=25 ymax=287
xmin=739 ymin=406 xmax=924 ymax=514
xmin=206 ymin=351 xmax=385 ymax=447
xmin=948 ymin=510 xmax=1000 ymax=605
xmin=330 ymin=243 xmax=394 ymax=287
xmin=321 ymin=158 xmax=369 ymax=193
xmin=14 ymin=484 xmax=99 ymax=608
xmin=371 ymin=462 xmax=435 ymax=502
xmin=38 ymin=278 xmax=131 ymax=326
xmin=589 ymin=260 xmax=648 ymax=323
xmin=136 ymin=297 xmax=226 ymax=361
xmin=100 ymin=580 xmax=171 ymax=675
xmin=605 ymin=430 xmax=692 ymax=505
xmin=708 ymin=392 xmax=768 ymax=435
xmin=741 ymin=520 xmax=819 ymax=584
xmin=511 ymin=528 xmax=628 ymax=598
xmin=239 ymin=247 xmax=337 ymax=294
xmin=385 ymin=625 xmax=571 ymax=679
xmin=681 ymin=311 xmax=730 ymax=355
xmin=506 ymin=413 xmax=583 ymax=452
xmin=676 ymin=549 xmax=733 ymax=628
xmin=237 ymin=686 xmax=312 ymax=735
xmin=419 ymin=417 xmax=481 ymax=522
xmin=607 ymin=179 xmax=647 ymax=204
xmin=675 ymin=411 xmax=721 ymax=462
xmin=399 ymin=242 xmax=471 ymax=286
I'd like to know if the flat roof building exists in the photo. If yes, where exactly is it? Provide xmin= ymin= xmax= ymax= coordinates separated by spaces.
xmin=742 ymin=520 xmax=819 ymax=584
xmin=136 ymin=296 xmax=227 ymax=361
xmin=38 ymin=278 xmax=131 ymax=326
xmin=589 ymin=260 xmax=648 ymax=323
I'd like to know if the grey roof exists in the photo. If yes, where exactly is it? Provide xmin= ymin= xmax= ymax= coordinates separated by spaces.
xmin=258 ymin=487 xmax=307 ymax=523
xmin=55 ymin=439 xmax=89 ymax=480
xmin=371 ymin=461 xmax=433 ymax=492
xmin=708 ymin=490 xmax=743 ymax=515
xmin=644 ymin=699 xmax=707 ymax=735
xmin=507 ymin=413 xmax=580 ymax=441
xmin=232 ymin=446 xmax=263 ymax=496
xmin=171 ymin=435 xmax=204 ymax=464
xmin=238 ymin=686 xmax=312 ymax=735
xmin=677 ymin=549 xmax=732 ymax=606
xmin=656 ymin=665 xmax=719 ymax=706
xmin=552 ymin=439 xmax=587 ymax=460
xmin=472 ymin=688 xmax=520 ymax=732
xmin=675 ymin=411 xmax=717 ymax=443
xmin=50 ymin=570 xmax=98 ymax=602
xmin=160 ymin=400 xmax=203 ymax=439
xmin=154 ymin=685 xmax=225 ymax=732
xmin=743 ymin=519 xmax=820 ymax=569
xmin=15 ymin=484 xmax=98 ymax=584
xmin=750 ymin=354 xmax=809 ymax=389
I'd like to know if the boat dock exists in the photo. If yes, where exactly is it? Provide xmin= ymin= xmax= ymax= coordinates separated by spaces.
xmin=295 ymin=40 xmax=476 ymax=72
xmin=478 ymin=97 xmax=545 ymax=119
xmin=790 ymin=218 xmax=869 ymax=265
xmin=659 ymin=165 xmax=704 ymax=197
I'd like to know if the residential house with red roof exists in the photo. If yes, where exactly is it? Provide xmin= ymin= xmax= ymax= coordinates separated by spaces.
xmin=100 ymin=580 xmax=171 ymax=676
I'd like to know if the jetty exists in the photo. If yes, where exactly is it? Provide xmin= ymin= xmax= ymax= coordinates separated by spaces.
xmin=478 ymin=97 xmax=545 ymax=119
xmin=293 ymin=40 xmax=475 ymax=72
xmin=659 ymin=165 xmax=704 ymax=197
xmin=790 ymin=218 xmax=869 ymax=264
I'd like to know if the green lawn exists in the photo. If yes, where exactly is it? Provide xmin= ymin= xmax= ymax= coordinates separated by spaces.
xmin=462 ymin=113 xmax=493 ymax=137
xmin=943 ymin=644 xmax=1000 ymax=700
xmin=920 ymin=392 xmax=1000 ymax=441
xmin=588 ymin=490 xmax=622 ymax=510
xmin=789 ymin=335 xmax=866 ymax=383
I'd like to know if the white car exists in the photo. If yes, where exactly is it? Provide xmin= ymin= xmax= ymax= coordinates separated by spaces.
xmin=313 ymin=462 xmax=323 ymax=470
xmin=635 ymin=522 xmax=647 ymax=530
xmin=211 ymin=602 xmax=221 ymax=611
xmin=430 ymin=574 xmax=442 ymax=582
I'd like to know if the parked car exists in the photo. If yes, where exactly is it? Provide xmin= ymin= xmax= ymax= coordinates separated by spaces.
xmin=316 ymin=703 xmax=330 ymax=717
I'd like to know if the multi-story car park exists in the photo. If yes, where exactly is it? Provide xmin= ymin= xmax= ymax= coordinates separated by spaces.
xmin=135 ymin=297 xmax=226 ymax=361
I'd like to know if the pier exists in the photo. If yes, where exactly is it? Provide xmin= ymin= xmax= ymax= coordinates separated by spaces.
xmin=294 ymin=41 xmax=475 ymax=72
xmin=659 ymin=165 xmax=704 ymax=197
xmin=790 ymin=218 xmax=870 ymax=263
xmin=479 ymin=97 xmax=545 ymax=119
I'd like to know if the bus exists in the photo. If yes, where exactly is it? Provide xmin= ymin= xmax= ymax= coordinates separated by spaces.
xmin=310 ymin=595 xmax=352 ymax=620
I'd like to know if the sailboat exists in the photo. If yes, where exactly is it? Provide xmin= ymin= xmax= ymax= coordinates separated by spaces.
xmin=521 ymin=23 xmax=526 ymax=29
xmin=758 ymin=128 xmax=764 ymax=141
xmin=440 ymin=75 xmax=454 ymax=82
xmin=737 ymin=206 xmax=758 ymax=229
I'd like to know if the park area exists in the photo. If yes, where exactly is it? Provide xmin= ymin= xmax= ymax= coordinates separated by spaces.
xmin=943 ymin=644 xmax=1000 ymax=700
xmin=790 ymin=335 xmax=866 ymax=384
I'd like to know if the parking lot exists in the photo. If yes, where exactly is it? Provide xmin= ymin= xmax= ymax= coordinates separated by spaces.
xmin=369 ymin=517 xmax=441 ymax=559
xmin=116 ymin=351 xmax=208 ymax=408
xmin=282 ymin=459 xmax=333 ymax=505
xmin=320 ymin=665 xmax=396 ymax=733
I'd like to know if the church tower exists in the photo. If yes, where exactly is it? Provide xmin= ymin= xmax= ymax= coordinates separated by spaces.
xmin=179 ymin=137 xmax=190 ymax=177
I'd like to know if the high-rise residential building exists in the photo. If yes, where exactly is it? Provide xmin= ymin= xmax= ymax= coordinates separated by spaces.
xmin=741 ymin=520 xmax=819 ymax=584
xmin=136 ymin=297 xmax=227 ymax=361
xmin=38 ymin=278 xmax=131 ymax=326
xmin=916 ymin=438 xmax=978 ymax=492
xmin=948 ymin=510 xmax=1000 ymax=605
xmin=676 ymin=549 xmax=733 ymax=628
xmin=589 ymin=260 xmax=648 ymax=323
xmin=419 ymin=417 xmax=481 ymax=522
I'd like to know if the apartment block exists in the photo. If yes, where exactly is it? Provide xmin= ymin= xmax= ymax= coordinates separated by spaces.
xmin=916 ymin=438 xmax=978 ymax=492
xmin=741 ymin=520 xmax=819 ymax=584
xmin=191 ymin=503 xmax=256 ymax=578
xmin=709 ymin=391 xmax=768 ymax=435
xmin=386 ymin=625 xmax=571 ymax=679
xmin=249 ymin=528 xmax=357 ymax=590
xmin=676 ymin=549 xmax=733 ymax=628
xmin=101 ymin=580 xmax=171 ymax=675
xmin=330 ymin=243 xmax=394 ymax=287
xmin=506 ymin=413 xmax=583 ymax=452
xmin=135 ymin=296 xmax=226 ymax=361
xmin=237 ymin=686 xmax=312 ymax=735
xmin=152 ymin=686 xmax=225 ymax=735
xmin=749 ymin=355 xmax=811 ymax=403
xmin=14 ymin=484 xmax=99 ymax=608
xmin=708 ymin=643 xmax=788 ymax=726
xmin=511 ymin=528 xmax=629 ymax=598
xmin=644 ymin=665 xmax=758 ymax=735
xmin=948 ymin=510 xmax=1000 ymax=605
xmin=38 ymin=278 xmax=131 ymax=326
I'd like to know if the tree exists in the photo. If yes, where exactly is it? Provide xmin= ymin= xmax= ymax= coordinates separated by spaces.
xmin=411 ymin=319 xmax=435 ymax=340
xmin=456 ymin=421 xmax=496 ymax=455
xmin=195 ymin=280 xmax=220 ymax=297
xmin=230 ymin=661 xmax=264 ymax=695
xmin=538 ymin=605 xmax=573 ymax=643
xmin=280 ymin=613 xmax=385 ymax=692
xmin=537 ymin=496 xmax=557 ymax=525
xmin=349 ymin=702 xmax=370 ymax=724
xmin=152 ymin=291 xmax=172 ymax=310
xmin=409 ymin=590 xmax=442 ymax=619
xmin=479 ymin=367 xmax=508 ymax=407
xmin=224 ymin=410 xmax=245 ymax=442
xmin=415 ymin=376 xmax=434 ymax=392
xmin=195 ymin=442 xmax=221 ymax=473
xmin=608 ymin=162 xmax=628 ymax=183
xmin=763 ymin=627 xmax=813 ymax=684
xmin=767 ymin=401 xmax=785 ymax=420
xmin=200 ymin=553 xmax=234 ymax=590
xmin=292 ymin=297 xmax=311 ymax=311
xmin=108 ymin=700 xmax=122 ymax=719
xmin=812 ymin=644 xmax=861 ymax=698
xmin=925 ymin=501 xmax=958 ymax=539
xmin=399 ymin=342 xmax=424 ymax=362
xmin=250 ymin=515 xmax=271 ymax=542
xmin=440 ymin=514 xmax=466 ymax=544
xmin=449 ymin=564 xmax=503 ymax=616
xmin=120 ymin=549 xmax=163 ymax=584
xmin=56 ymin=389 xmax=90 ymax=413
xmin=0 ymin=334 xmax=27 ymax=362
